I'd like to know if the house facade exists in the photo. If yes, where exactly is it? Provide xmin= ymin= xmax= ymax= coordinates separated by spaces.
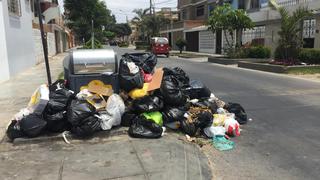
xmin=0 ymin=0 xmax=36 ymax=82
xmin=160 ymin=0 xmax=320 ymax=54
xmin=0 ymin=0 xmax=73 ymax=83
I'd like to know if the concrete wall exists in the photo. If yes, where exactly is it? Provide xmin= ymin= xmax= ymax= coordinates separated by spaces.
xmin=0 ymin=1 xmax=10 ymax=83
xmin=314 ymin=16 xmax=320 ymax=49
xmin=1 ymin=0 xmax=35 ymax=79
xmin=264 ymin=21 xmax=281 ymax=53
xmin=33 ymin=29 xmax=56 ymax=64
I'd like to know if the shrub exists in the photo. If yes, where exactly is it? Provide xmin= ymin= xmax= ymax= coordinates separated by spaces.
xmin=247 ymin=46 xmax=271 ymax=58
xmin=227 ymin=46 xmax=271 ymax=59
xmin=135 ymin=41 xmax=150 ymax=50
xmin=175 ymin=38 xmax=187 ymax=54
xmin=83 ymin=38 xmax=102 ymax=49
xmin=118 ymin=41 xmax=129 ymax=47
xmin=298 ymin=48 xmax=320 ymax=64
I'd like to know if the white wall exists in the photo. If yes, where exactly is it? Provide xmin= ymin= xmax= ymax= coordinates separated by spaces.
xmin=33 ymin=29 xmax=56 ymax=64
xmin=2 ymin=0 xmax=36 ymax=77
xmin=0 ymin=1 xmax=10 ymax=83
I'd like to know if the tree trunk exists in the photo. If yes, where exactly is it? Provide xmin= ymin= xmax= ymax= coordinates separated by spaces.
xmin=236 ymin=29 xmax=243 ymax=47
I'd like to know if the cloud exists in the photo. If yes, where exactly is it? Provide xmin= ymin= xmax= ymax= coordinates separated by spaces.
xmin=104 ymin=0 xmax=177 ymax=23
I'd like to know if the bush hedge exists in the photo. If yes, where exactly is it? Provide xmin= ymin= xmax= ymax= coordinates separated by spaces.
xmin=227 ymin=46 xmax=271 ymax=59
xmin=83 ymin=38 xmax=102 ymax=49
xmin=135 ymin=41 xmax=150 ymax=50
xmin=118 ymin=42 xmax=129 ymax=47
xmin=246 ymin=46 xmax=271 ymax=58
xmin=298 ymin=48 xmax=320 ymax=64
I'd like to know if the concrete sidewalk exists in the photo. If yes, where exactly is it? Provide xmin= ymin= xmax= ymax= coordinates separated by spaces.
xmin=170 ymin=50 xmax=224 ymax=58
xmin=0 ymin=53 xmax=67 ymax=139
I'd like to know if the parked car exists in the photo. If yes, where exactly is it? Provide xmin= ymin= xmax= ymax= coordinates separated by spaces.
xmin=151 ymin=37 xmax=171 ymax=57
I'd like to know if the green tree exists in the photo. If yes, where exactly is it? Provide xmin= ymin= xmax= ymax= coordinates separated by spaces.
xmin=143 ymin=14 xmax=170 ymax=39
xmin=269 ymin=0 xmax=312 ymax=60
xmin=104 ymin=31 xmax=116 ymax=40
xmin=132 ymin=8 xmax=150 ymax=41
xmin=132 ymin=9 xmax=170 ymax=41
xmin=112 ymin=23 xmax=132 ymax=41
xmin=64 ymin=0 xmax=115 ymax=43
xmin=208 ymin=3 xmax=254 ymax=49
xmin=175 ymin=38 xmax=187 ymax=54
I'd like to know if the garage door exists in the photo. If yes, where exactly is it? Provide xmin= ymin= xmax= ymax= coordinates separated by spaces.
xmin=199 ymin=30 xmax=215 ymax=54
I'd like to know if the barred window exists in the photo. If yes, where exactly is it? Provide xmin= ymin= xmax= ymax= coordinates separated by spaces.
xmin=8 ymin=0 xmax=21 ymax=17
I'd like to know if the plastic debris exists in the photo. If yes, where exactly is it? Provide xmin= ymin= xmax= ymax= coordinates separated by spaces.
xmin=212 ymin=136 xmax=235 ymax=151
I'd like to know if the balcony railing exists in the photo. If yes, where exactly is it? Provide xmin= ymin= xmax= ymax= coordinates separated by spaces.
xmin=277 ymin=0 xmax=314 ymax=7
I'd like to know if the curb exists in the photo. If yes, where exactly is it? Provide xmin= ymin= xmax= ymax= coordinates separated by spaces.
xmin=208 ymin=57 xmax=266 ymax=65
xmin=1 ymin=127 xmax=129 ymax=145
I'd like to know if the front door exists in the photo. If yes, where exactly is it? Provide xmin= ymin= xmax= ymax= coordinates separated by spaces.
xmin=186 ymin=31 xmax=199 ymax=52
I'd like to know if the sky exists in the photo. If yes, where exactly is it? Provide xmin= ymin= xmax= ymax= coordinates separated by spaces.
xmin=104 ymin=0 xmax=178 ymax=23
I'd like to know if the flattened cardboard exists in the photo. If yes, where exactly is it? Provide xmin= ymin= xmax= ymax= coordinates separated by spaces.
xmin=86 ymin=94 xmax=107 ymax=111
xmin=147 ymin=68 xmax=163 ymax=91
xmin=87 ymin=80 xmax=113 ymax=96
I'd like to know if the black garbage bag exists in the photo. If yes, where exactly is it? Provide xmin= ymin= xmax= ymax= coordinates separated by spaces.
xmin=44 ymin=111 xmax=70 ymax=133
xmin=128 ymin=116 xmax=163 ymax=139
xmin=163 ymin=67 xmax=189 ymax=87
xmin=162 ymin=106 xmax=188 ymax=123
xmin=67 ymin=100 xmax=96 ymax=126
xmin=183 ymin=80 xmax=211 ymax=99
xmin=192 ymin=100 xmax=218 ymax=114
xmin=125 ymin=53 xmax=157 ymax=74
xmin=132 ymin=96 xmax=164 ymax=113
xmin=121 ymin=112 xmax=137 ymax=127
xmin=48 ymin=79 xmax=65 ymax=91
xmin=20 ymin=114 xmax=47 ymax=138
xmin=180 ymin=119 xmax=197 ymax=137
xmin=119 ymin=57 xmax=144 ymax=92
xmin=6 ymin=120 xmax=25 ymax=140
xmin=160 ymin=76 xmax=187 ymax=106
xmin=71 ymin=116 xmax=101 ymax=138
xmin=46 ymin=87 xmax=74 ymax=114
xmin=119 ymin=72 xmax=144 ymax=92
xmin=224 ymin=103 xmax=248 ymax=124
xmin=195 ymin=111 xmax=213 ymax=130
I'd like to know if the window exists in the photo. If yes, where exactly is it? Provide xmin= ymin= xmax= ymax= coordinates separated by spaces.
xmin=182 ymin=10 xmax=187 ymax=20
xmin=196 ymin=5 xmax=204 ymax=17
xmin=8 ymin=0 xmax=21 ymax=17
xmin=303 ymin=19 xmax=316 ymax=38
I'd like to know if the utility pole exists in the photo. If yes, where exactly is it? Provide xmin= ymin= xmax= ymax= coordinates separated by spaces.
xmin=36 ymin=0 xmax=52 ymax=85
xmin=150 ymin=0 xmax=152 ymax=15
xmin=91 ymin=19 xmax=94 ymax=49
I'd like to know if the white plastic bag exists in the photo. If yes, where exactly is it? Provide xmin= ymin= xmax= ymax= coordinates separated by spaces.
xmin=98 ymin=94 xmax=125 ymax=130
xmin=224 ymin=116 xmax=240 ymax=137
xmin=203 ymin=126 xmax=226 ymax=138
xmin=127 ymin=62 xmax=139 ymax=74
xmin=13 ymin=108 xmax=32 ymax=121
xmin=76 ymin=89 xmax=93 ymax=100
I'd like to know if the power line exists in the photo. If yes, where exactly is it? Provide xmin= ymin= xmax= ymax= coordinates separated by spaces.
xmin=155 ymin=0 xmax=176 ymax=5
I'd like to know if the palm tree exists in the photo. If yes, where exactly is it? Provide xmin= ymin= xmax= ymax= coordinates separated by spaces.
xmin=269 ymin=0 xmax=312 ymax=60
xmin=132 ymin=8 xmax=149 ymax=41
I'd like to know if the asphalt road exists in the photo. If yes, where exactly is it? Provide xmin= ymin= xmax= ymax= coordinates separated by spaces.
xmin=115 ymin=47 xmax=320 ymax=180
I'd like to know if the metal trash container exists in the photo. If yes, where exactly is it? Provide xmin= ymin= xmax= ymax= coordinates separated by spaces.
xmin=63 ymin=49 xmax=119 ymax=94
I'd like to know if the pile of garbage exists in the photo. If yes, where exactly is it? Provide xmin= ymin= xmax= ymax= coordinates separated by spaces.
xmin=6 ymin=53 xmax=248 ymax=150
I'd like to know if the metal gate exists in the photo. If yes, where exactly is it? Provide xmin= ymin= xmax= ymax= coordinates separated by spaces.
xmin=199 ymin=30 xmax=215 ymax=54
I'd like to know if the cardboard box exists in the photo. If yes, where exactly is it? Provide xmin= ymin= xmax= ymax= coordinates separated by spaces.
xmin=147 ymin=68 xmax=163 ymax=92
